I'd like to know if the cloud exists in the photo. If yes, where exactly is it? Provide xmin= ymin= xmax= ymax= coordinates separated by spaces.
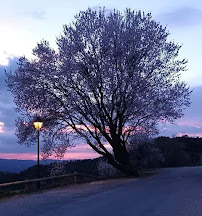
xmin=183 ymin=86 xmax=202 ymax=118
xmin=0 ymin=153 xmax=37 ymax=160
xmin=0 ymin=151 xmax=99 ymax=160
xmin=160 ymin=85 xmax=202 ymax=137
xmin=0 ymin=51 xmax=15 ymax=66
xmin=0 ymin=57 xmax=20 ymax=152
xmin=0 ymin=143 xmax=100 ymax=160
xmin=31 ymin=10 xmax=46 ymax=20
xmin=0 ymin=57 xmax=19 ymax=130
xmin=0 ymin=56 xmax=18 ymax=90
xmin=160 ymin=119 xmax=202 ymax=138
xmin=177 ymin=120 xmax=202 ymax=129
xmin=0 ymin=122 xmax=4 ymax=133
xmin=158 ymin=7 xmax=202 ymax=27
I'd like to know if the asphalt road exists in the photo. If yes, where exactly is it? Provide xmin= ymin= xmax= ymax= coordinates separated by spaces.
xmin=1 ymin=166 xmax=202 ymax=216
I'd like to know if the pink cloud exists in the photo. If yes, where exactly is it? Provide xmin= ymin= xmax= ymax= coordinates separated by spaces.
xmin=177 ymin=120 xmax=202 ymax=128
xmin=0 ymin=152 xmax=99 ymax=160
xmin=58 ymin=124 xmax=142 ymax=135
xmin=0 ymin=153 xmax=38 ymax=160
xmin=0 ymin=143 xmax=113 ymax=160
xmin=66 ymin=142 xmax=112 ymax=153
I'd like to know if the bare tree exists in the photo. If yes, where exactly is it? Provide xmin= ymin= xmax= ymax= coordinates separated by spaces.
xmin=6 ymin=8 xmax=191 ymax=176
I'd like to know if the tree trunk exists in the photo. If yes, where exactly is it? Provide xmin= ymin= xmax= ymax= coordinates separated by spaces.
xmin=105 ymin=150 xmax=139 ymax=177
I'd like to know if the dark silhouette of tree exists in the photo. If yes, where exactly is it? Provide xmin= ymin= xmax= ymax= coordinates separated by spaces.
xmin=6 ymin=8 xmax=191 ymax=176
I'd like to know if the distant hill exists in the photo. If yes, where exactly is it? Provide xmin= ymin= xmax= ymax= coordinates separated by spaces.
xmin=0 ymin=158 xmax=101 ymax=184
xmin=0 ymin=159 xmax=59 ymax=173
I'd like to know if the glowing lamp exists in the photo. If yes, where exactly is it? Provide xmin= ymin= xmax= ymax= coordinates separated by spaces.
xmin=33 ymin=119 xmax=43 ymax=130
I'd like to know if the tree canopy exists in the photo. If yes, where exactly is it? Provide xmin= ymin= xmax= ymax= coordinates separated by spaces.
xmin=6 ymin=8 xmax=191 ymax=176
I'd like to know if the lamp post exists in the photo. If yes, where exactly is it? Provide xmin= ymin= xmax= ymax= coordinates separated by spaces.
xmin=33 ymin=118 xmax=43 ymax=179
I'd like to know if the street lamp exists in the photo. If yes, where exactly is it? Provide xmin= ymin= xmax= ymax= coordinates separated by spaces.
xmin=33 ymin=117 xmax=43 ymax=179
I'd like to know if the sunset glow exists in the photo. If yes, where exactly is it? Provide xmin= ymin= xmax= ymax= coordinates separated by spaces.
xmin=0 ymin=152 xmax=99 ymax=160
xmin=177 ymin=120 xmax=202 ymax=129
xmin=0 ymin=142 xmax=112 ymax=160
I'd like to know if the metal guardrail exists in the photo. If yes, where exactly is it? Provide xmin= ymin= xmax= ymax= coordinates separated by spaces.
xmin=0 ymin=172 xmax=100 ymax=197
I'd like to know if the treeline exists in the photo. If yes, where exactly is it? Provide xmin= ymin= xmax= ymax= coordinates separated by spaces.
xmin=158 ymin=136 xmax=202 ymax=167
xmin=1 ymin=136 xmax=202 ymax=184
xmin=133 ymin=136 xmax=202 ymax=169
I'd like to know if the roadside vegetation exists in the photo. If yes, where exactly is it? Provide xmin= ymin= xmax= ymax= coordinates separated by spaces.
xmin=1 ymin=136 xmax=202 ymax=184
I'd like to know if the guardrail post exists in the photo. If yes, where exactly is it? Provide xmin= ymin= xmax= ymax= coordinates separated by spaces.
xmin=74 ymin=172 xmax=78 ymax=183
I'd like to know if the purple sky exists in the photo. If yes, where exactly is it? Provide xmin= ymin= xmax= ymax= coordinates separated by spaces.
xmin=0 ymin=0 xmax=202 ymax=160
